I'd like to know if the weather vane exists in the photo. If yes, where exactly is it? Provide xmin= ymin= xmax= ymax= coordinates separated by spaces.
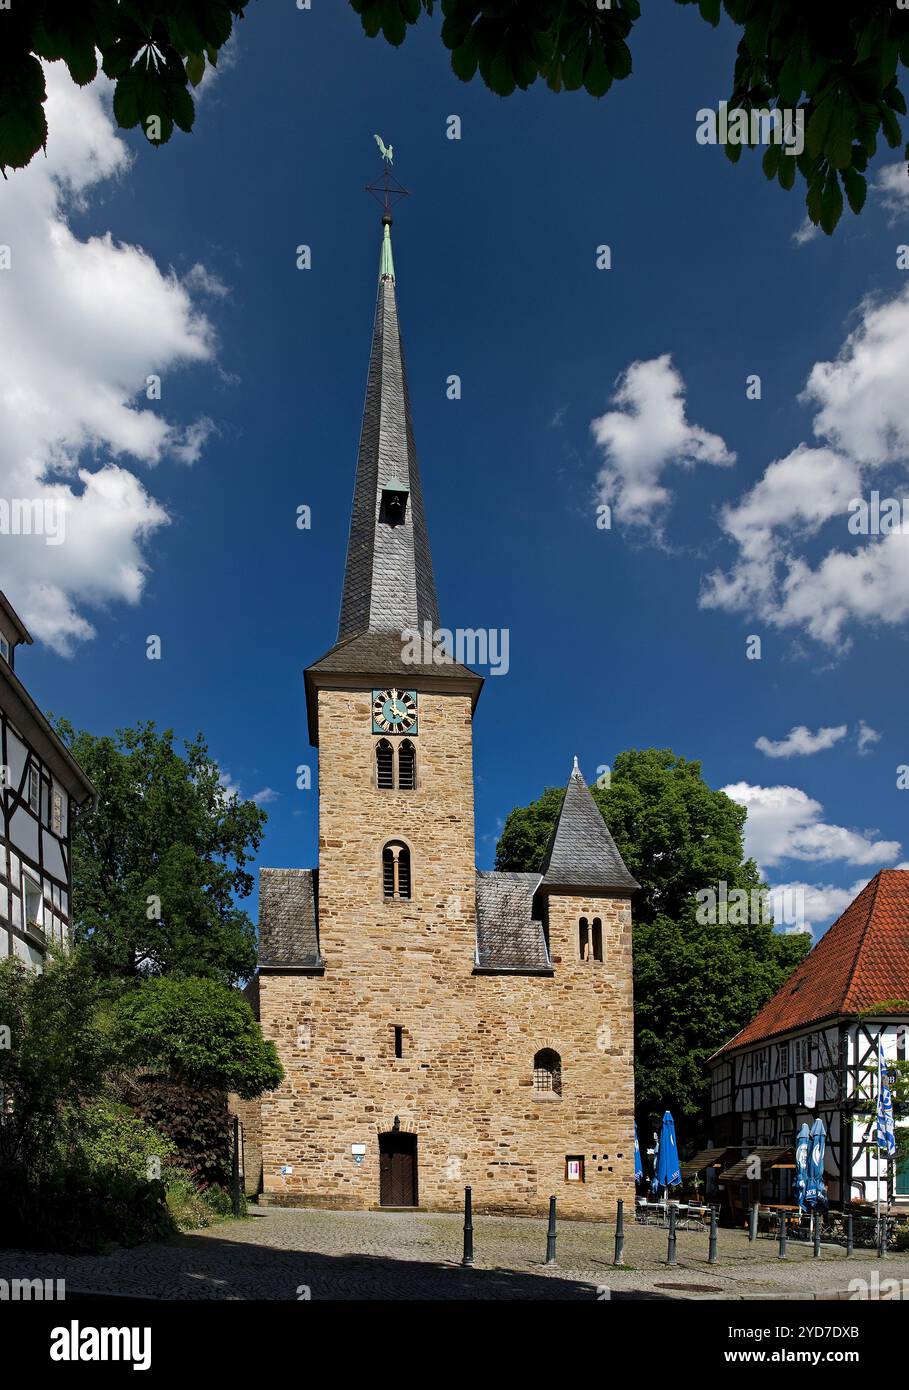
xmin=366 ymin=134 xmax=409 ymax=221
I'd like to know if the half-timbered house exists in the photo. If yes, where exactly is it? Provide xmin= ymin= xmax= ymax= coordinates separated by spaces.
xmin=0 ymin=592 xmax=95 ymax=968
xmin=708 ymin=870 xmax=909 ymax=1210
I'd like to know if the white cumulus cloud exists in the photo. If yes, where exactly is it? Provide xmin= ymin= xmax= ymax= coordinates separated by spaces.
xmin=591 ymin=354 xmax=734 ymax=530
xmin=0 ymin=65 xmax=220 ymax=655
xmin=723 ymin=781 xmax=901 ymax=871
xmin=755 ymin=724 xmax=848 ymax=759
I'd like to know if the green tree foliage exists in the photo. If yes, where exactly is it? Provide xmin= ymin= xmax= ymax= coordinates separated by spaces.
xmin=0 ymin=952 xmax=112 ymax=1172
xmin=350 ymin=0 xmax=909 ymax=236
xmin=4 ymin=3 xmax=904 ymax=234
xmin=0 ymin=0 xmax=249 ymax=173
xmin=57 ymin=720 xmax=264 ymax=985
xmin=496 ymin=748 xmax=809 ymax=1123
xmin=113 ymin=975 xmax=283 ymax=1098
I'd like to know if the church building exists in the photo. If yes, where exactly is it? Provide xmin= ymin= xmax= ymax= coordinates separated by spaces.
xmin=254 ymin=210 xmax=637 ymax=1216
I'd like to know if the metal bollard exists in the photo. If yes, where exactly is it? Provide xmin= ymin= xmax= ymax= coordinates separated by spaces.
xmin=846 ymin=1214 xmax=853 ymax=1257
xmin=813 ymin=1211 xmax=821 ymax=1258
xmin=667 ymin=1203 xmax=677 ymax=1265
xmin=545 ymin=1195 xmax=557 ymax=1266
xmin=748 ymin=1203 xmax=759 ymax=1242
xmin=777 ymin=1212 xmax=788 ymax=1259
xmin=878 ymin=1215 xmax=886 ymax=1260
xmin=462 ymin=1185 xmax=474 ymax=1267
xmin=231 ymin=1115 xmax=241 ymax=1218
xmin=613 ymin=1198 xmax=625 ymax=1267
xmin=708 ymin=1205 xmax=718 ymax=1265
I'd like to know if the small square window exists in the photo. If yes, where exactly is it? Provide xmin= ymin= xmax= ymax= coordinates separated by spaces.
xmin=565 ymin=1156 xmax=585 ymax=1183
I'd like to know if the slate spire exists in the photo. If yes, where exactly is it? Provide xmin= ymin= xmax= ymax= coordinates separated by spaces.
xmin=541 ymin=761 xmax=639 ymax=895
xmin=337 ymin=215 xmax=440 ymax=642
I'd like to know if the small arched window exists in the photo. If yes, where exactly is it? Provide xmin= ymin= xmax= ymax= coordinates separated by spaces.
xmin=382 ymin=841 xmax=411 ymax=900
xmin=398 ymin=740 xmax=416 ymax=791
xmin=591 ymin=917 xmax=603 ymax=962
xmin=533 ymin=1048 xmax=562 ymax=1096
xmin=376 ymin=739 xmax=394 ymax=790
xmin=578 ymin=917 xmax=589 ymax=961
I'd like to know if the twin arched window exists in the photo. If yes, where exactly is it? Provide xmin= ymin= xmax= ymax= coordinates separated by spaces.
xmin=382 ymin=841 xmax=411 ymax=900
xmin=578 ymin=916 xmax=604 ymax=962
xmin=534 ymin=1048 xmax=562 ymax=1096
xmin=376 ymin=739 xmax=416 ymax=791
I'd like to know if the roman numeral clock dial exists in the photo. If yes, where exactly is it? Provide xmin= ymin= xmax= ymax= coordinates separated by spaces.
xmin=372 ymin=688 xmax=418 ymax=735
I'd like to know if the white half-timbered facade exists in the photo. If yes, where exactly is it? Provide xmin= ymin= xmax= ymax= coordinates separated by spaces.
xmin=709 ymin=871 xmax=909 ymax=1209
xmin=0 ymin=593 xmax=95 ymax=969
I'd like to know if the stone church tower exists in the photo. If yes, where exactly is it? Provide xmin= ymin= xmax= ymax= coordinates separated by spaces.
xmin=255 ymin=213 xmax=637 ymax=1216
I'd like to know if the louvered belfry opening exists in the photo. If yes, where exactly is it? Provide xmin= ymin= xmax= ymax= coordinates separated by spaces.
xmin=398 ymin=739 xmax=416 ymax=790
xmin=376 ymin=739 xmax=394 ymax=789
xmin=382 ymin=841 xmax=411 ymax=900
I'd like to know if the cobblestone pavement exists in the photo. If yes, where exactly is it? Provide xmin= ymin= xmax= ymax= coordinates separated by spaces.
xmin=2 ymin=1207 xmax=907 ymax=1300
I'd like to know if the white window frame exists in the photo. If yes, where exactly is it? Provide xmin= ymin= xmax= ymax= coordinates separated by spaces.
xmin=23 ymin=874 xmax=42 ymax=929
xmin=27 ymin=766 xmax=40 ymax=814
xmin=0 ymin=634 xmax=9 ymax=664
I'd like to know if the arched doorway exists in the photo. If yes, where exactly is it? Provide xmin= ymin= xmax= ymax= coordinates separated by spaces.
xmin=379 ymin=1129 xmax=418 ymax=1207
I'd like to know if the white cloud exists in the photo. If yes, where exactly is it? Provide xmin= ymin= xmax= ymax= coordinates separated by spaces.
xmin=755 ymin=724 xmax=848 ymax=759
xmin=218 ymin=770 xmax=242 ymax=801
xmin=252 ymin=787 xmax=279 ymax=805
xmin=701 ymin=285 xmax=909 ymax=647
xmin=857 ymin=720 xmax=882 ymax=755
xmin=768 ymin=877 xmax=871 ymax=937
xmin=0 ymin=66 xmax=221 ymax=655
xmin=184 ymin=264 xmax=230 ymax=299
xmin=591 ymin=354 xmax=734 ymax=529
xmin=793 ymin=217 xmax=820 ymax=246
xmin=723 ymin=781 xmax=901 ymax=870
xmin=873 ymin=161 xmax=909 ymax=220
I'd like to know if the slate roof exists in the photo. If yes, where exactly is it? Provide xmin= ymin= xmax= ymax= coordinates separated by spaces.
xmin=540 ymin=760 xmax=639 ymax=894
xmin=475 ymin=871 xmax=552 ymax=972
xmin=308 ymin=629 xmax=478 ymax=683
xmin=336 ymin=244 xmax=440 ymax=643
xmin=712 ymin=870 xmax=909 ymax=1057
xmin=258 ymin=868 xmax=322 ymax=969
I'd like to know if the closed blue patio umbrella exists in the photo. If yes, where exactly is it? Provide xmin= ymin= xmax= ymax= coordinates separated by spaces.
xmin=805 ymin=1117 xmax=828 ymax=1213
xmin=794 ymin=1122 xmax=810 ymax=1212
xmin=634 ymin=1121 xmax=643 ymax=1182
xmin=651 ymin=1111 xmax=682 ymax=1200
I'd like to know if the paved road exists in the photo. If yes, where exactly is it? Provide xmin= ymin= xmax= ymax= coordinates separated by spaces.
xmin=1 ymin=1207 xmax=906 ymax=1300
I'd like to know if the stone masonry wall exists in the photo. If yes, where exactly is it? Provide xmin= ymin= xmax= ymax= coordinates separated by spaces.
xmin=258 ymin=684 xmax=636 ymax=1217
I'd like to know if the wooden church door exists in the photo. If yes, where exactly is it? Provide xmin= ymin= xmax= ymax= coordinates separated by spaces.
xmin=379 ymin=1131 xmax=418 ymax=1207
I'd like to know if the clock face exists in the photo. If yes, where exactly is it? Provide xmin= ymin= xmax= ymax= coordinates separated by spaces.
xmin=372 ymin=688 xmax=418 ymax=735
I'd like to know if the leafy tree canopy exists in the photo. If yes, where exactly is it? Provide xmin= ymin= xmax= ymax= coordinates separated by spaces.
xmin=113 ymin=975 xmax=283 ymax=1098
xmin=57 ymin=719 xmax=264 ymax=985
xmin=3 ymin=2 xmax=905 ymax=234
xmin=496 ymin=748 xmax=809 ymax=1124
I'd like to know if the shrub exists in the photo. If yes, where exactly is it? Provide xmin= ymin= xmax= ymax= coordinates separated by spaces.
xmin=132 ymin=1075 xmax=232 ymax=1189
xmin=2 ymin=1166 xmax=174 ymax=1254
xmin=79 ymin=1100 xmax=177 ymax=1182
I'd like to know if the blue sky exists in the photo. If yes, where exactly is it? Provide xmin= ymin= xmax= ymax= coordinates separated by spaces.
xmin=4 ymin=1 xmax=909 ymax=938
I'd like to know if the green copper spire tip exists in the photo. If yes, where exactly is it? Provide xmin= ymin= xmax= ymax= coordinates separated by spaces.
xmin=380 ymin=219 xmax=395 ymax=283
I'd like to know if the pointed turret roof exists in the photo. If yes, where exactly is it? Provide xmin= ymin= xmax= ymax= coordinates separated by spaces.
xmin=540 ymin=759 xmax=639 ymax=895
xmin=337 ymin=215 xmax=440 ymax=641
xmin=304 ymin=215 xmax=481 ymax=744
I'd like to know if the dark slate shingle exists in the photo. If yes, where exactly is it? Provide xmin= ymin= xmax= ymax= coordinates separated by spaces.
xmin=475 ymin=870 xmax=551 ymax=972
xmin=541 ymin=760 xmax=639 ymax=894
xmin=337 ymin=268 xmax=440 ymax=642
xmin=258 ymin=868 xmax=321 ymax=968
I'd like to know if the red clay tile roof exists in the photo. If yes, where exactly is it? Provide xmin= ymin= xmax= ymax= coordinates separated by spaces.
xmin=714 ymin=869 xmax=909 ymax=1057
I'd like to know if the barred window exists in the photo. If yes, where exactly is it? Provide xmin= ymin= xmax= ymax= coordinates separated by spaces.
xmin=382 ymin=841 xmax=411 ymax=900
xmin=533 ymin=1048 xmax=562 ymax=1096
